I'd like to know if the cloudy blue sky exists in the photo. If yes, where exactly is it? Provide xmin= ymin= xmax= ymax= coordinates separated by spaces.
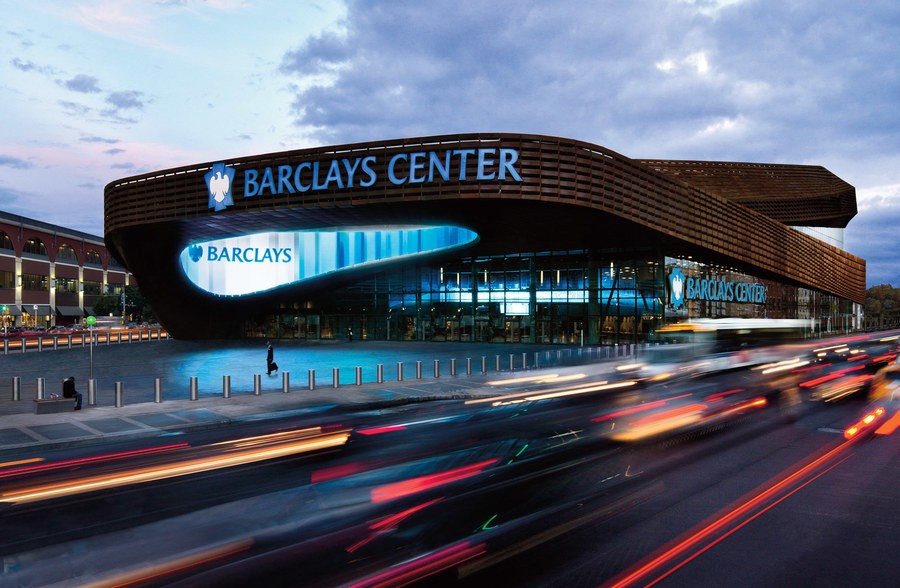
xmin=3 ymin=0 xmax=900 ymax=286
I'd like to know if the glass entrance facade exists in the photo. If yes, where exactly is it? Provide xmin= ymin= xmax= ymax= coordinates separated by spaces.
xmin=241 ymin=248 xmax=860 ymax=344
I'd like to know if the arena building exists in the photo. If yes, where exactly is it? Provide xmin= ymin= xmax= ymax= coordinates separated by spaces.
xmin=103 ymin=133 xmax=865 ymax=342
xmin=0 ymin=210 xmax=134 ymax=329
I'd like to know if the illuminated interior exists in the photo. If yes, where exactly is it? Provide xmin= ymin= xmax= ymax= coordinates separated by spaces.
xmin=179 ymin=226 xmax=479 ymax=297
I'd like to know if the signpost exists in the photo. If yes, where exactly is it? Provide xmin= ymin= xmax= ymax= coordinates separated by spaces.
xmin=85 ymin=315 xmax=96 ymax=379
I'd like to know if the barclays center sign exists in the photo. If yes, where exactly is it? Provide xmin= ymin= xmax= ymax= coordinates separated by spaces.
xmin=668 ymin=267 xmax=766 ymax=309
xmin=204 ymin=147 xmax=523 ymax=211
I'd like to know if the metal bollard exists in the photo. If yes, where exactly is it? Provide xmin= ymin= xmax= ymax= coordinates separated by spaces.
xmin=416 ymin=360 xmax=423 ymax=379
xmin=53 ymin=336 xmax=58 ymax=350
xmin=154 ymin=378 xmax=162 ymax=403
xmin=333 ymin=367 xmax=340 ymax=388
xmin=377 ymin=364 xmax=384 ymax=384
xmin=308 ymin=369 xmax=316 ymax=390
xmin=451 ymin=358 xmax=457 ymax=377
xmin=522 ymin=352 xmax=528 ymax=370
xmin=254 ymin=374 xmax=262 ymax=395
xmin=190 ymin=376 xmax=198 ymax=401
xmin=355 ymin=367 xmax=363 ymax=386
xmin=67 ymin=334 xmax=72 ymax=349
xmin=88 ymin=379 xmax=96 ymax=406
xmin=466 ymin=357 xmax=472 ymax=375
xmin=22 ymin=338 xmax=27 ymax=353
xmin=36 ymin=377 xmax=45 ymax=400
xmin=282 ymin=371 xmax=290 ymax=393
xmin=12 ymin=376 xmax=20 ymax=400
xmin=481 ymin=356 xmax=487 ymax=374
xmin=115 ymin=381 xmax=124 ymax=407
xmin=434 ymin=359 xmax=440 ymax=379
xmin=223 ymin=375 xmax=231 ymax=398
xmin=509 ymin=354 xmax=515 ymax=371
xmin=534 ymin=351 xmax=540 ymax=369
xmin=397 ymin=362 xmax=404 ymax=382
xmin=106 ymin=333 xmax=110 ymax=346
xmin=117 ymin=332 xmax=121 ymax=344
xmin=496 ymin=355 xmax=501 ymax=372
xmin=38 ymin=338 xmax=42 ymax=353
xmin=3 ymin=339 xmax=7 ymax=355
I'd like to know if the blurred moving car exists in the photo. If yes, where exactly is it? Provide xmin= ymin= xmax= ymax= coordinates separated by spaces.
xmin=867 ymin=361 xmax=900 ymax=402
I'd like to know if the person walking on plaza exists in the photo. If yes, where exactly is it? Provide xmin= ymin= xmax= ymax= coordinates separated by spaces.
xmin=62 ymin=376 xmax=83 ymax=410
xmin=266 ymin=341 xmax=277 ymax=375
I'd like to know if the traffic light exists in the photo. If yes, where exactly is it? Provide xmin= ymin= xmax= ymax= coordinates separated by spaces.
xmin=1 ymin=305 xmax=6 ymax=314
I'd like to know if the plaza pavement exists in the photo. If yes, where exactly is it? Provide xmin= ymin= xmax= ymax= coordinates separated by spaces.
xmin=0 ymin=338 xmax=626 ymax=452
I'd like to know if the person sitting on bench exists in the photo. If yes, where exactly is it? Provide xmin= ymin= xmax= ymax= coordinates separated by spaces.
xmin=62 ymin=376 xmax=83 ymax=411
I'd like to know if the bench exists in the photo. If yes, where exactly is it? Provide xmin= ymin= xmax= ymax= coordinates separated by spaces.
xmin=34 ymin=397 xmax=77 ymax=414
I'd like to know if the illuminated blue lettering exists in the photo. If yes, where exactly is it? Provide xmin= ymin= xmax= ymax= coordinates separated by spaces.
xmin=429 ymin=151 xmax=450 ymax=182
xmin=281 ymin=247 xmax=292 ymax=263
xmin=499 ymin=148 xmax=522 ymax=181
xmin=293 ymin=162 xmax=311 ymax=192
xmin=360 ymin=156 xmax=377 ymax=187
xmin=259 ymin=168 xmax=276 ymax=195
xmin=342 ymin=158 xmax=362 ymax=187
xmin=409 ymin=152 xmax=426 ymax=184
xmin=277 ymin=165 xmax=295 ymax=194
xmin=260 ymin=248 xmax=273 ymax=262
xmin=453 ymin=149 xmax=475 ymax=180
xmin=324 ymin=160 xmax=344 ymax=189
xmin=232 ymin=247 xmax=243 ymax=262
xmin=244 ymin=170 xmax=259 ymax=197
xmin=207 ymin=246 xmax=219 ymax=261
xmin=477 ymin=148 xmax=496 ymax=180
xmin=312 ymin=161 xmax=327 ymax=190
xmin=388 ymin=153 xmax=407 ymax=185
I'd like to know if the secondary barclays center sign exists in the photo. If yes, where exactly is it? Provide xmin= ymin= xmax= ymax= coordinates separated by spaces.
xmin=668 ymin=268 xmax=766 ymax=309
xmin=205 ymin=147 xmax=523 ymax=211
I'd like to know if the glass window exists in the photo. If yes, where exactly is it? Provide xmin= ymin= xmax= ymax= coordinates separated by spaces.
xmin=0 ymin=270 xmax=13 ymax=289
xmin=85 ymin=249 xmax=103 ymax=265
xmin=57 ymin=244 xmax=78 ymax=262
xmin=23 ymin=237 xmax=47 ymax=256
xmin=22 ymin=273 xmax=48 ymax=291
xmin=83 ymin=280 xmax=102 ymax=295
xmin=0 ymin=232 xmax=13 ymax=251
xmin=56 ymin=276 xmax=78 ymax=294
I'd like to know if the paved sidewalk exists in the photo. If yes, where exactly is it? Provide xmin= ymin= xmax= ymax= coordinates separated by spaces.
xmin=0 ymin=340 xmax=622 ymax=452
xmin=0 ymin=374 xmax=506 ymax=452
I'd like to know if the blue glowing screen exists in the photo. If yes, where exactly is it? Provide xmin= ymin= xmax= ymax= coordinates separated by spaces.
xmin=180 ymin=226 xmax=479 ymax=296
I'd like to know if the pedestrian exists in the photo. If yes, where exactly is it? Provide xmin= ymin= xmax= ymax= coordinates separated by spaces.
xmin=266 ymin=341 xmax=277 ymax=375
xmin=347 ymin=327 xmax=353 ymax=342
xmin=62 ymin=376 xmax=83 ymax=411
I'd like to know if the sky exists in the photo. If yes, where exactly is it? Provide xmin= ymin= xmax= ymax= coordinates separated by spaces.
xmin=3 ymin=0 xmax=900 ymax=287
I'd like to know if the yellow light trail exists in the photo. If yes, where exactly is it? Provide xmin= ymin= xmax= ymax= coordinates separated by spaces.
xmin=1 ymin=428 xmax=350 ymax=505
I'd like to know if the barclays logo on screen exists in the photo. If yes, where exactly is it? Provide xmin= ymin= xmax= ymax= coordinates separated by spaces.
xmin=188 ymin=244 xmax=203 ymax=262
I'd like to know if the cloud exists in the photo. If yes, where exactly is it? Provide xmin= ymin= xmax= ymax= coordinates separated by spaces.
xmin=59 ymin=100 xmax=92 ymax=117
xmin=105 ymin=90 xmax=147 ymax=110
xmin=104 ymin=148 xmax=126 ymax=155
xmin=0 ymin=155 xmax=33 ymax=169
xmin=61 ymin=74 xmax=103 ymax=93
xmin=80 ymin=135 xmax=120 ymax=144
xmin=111 ymin=162 xmax=135 ymax=170
xmin=10 ymin=58 xmax=58 ymax=75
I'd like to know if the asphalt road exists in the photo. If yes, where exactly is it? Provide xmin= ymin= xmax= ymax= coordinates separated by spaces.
xmin=463 ymin=398 xmax=900 ymax=587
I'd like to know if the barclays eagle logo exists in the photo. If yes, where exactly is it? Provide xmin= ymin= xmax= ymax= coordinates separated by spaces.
xmin=205 ymin=163 xmax=236 ymax=212
xmin=188 ymin=244 xmax=203 ymax=263
xmin=669 ymin=268 xmax=685 ymax=309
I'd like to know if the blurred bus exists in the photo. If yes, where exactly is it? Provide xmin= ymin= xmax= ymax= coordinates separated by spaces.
xmin=652 ymin=318 xmax=816 ymax=353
